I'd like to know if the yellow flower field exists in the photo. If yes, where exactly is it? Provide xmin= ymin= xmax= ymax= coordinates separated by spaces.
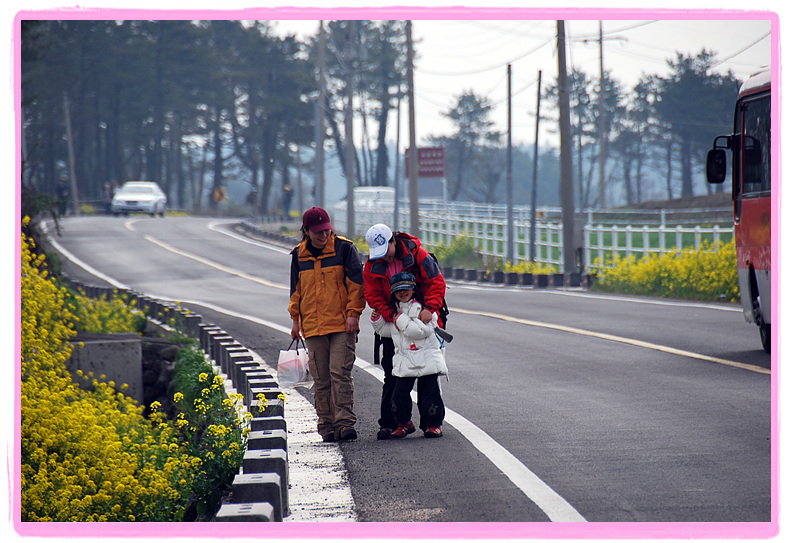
xmin=20 ymin=219 xmax=244 ymax=522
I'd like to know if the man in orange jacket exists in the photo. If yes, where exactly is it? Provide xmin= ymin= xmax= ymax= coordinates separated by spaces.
xmin=289 ymin=207 xmax=365 ymax=442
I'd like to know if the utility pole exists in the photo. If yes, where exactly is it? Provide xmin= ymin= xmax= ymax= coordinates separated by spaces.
xmin=406 ymin=20 xmax=419 ymax=237
xmin=315 ymin=21 xmax=326 ymax=209
xmin=557 ymin=21 xmax=575 ymax=277
xmin=344 ymin=21 xmax=356 ymax=236
xmin=598 ymin=20 xmax=607 ymax=209
xmin=530 ymin=70 xmax=542 ymax=263
xmin=394 ymin=88 xmax=402 ymax=230
xmin=506 ymin=64 xmax=514 ymax=265
xmin=296 ymin=145 xmax=304 ymax=214
xmin=63 ymin=92 xmax=80 ymax=216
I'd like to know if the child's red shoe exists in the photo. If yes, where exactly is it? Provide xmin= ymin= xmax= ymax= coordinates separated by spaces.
xmin=391 ymin=421 xmax=416 ymax=439
xmin=424 ymin=426 xmax=443 ymax=438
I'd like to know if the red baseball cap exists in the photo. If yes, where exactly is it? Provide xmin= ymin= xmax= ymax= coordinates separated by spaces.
xmin=302 ymin=207 xmax=333 ymax=233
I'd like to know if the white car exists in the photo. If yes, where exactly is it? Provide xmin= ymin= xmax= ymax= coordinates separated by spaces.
xmin=111 ymin=181 xmax=167 ymax=217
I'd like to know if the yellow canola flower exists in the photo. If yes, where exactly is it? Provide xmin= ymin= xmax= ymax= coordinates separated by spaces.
xmin=21 ymin=223 xmax=248 ymax=522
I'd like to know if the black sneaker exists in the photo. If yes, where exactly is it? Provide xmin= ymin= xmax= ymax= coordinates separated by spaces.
xmin=377 ymin=427 xmax=394 ymax=440
xmin=337 ymin=427 xmax=358 ymax=441
xmin=321 ymin=431 xmax=335 ymax=443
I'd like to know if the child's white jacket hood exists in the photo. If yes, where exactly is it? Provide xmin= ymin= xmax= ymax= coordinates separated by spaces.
xmin=371 ymin=300 xmax=448 ymax=378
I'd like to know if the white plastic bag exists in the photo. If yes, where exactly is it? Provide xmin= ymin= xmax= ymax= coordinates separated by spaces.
xmin=277 ymin=338 xmax=313 ymax=388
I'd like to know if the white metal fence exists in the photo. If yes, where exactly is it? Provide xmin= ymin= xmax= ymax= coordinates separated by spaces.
xmin=333 ymin=201 xmax=733 ymax=271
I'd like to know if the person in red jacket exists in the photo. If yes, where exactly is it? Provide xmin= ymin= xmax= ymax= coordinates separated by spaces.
xmin=363 ymin=224 xmax=446 ymax=439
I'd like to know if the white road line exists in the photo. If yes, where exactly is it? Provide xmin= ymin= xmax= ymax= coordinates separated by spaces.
xmin=143 ymin=235 xmax=289 ymax=290
xmin=452 ymin=307 xmax=770 ymax=375
xmin=353 ymin=357 xmax=586 ymax=522
xmin=44 ymin=231 xmax=128 ymax=290
xmin=451 ymin=282 xmax=743 ymax=312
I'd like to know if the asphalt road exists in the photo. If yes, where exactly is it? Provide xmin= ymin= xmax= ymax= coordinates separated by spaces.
xmin=42 ymin=215 xmax=774 ymax=534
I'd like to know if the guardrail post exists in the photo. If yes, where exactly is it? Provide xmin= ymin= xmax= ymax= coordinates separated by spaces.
xmin=625 ymin=225 xmax=633 ymax=259
xmin=675 ymin=225 xmax=683 ymax=253
xmin=612 ymin=225 xmax=619 ymax=263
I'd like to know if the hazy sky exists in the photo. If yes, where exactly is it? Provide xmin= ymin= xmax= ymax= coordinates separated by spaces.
xmin=272 ymin=16 xmax=773 ymax=148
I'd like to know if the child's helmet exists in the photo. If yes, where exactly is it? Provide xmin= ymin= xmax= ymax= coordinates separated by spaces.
xmin=390 ymin=271 xmax=416 ymax=293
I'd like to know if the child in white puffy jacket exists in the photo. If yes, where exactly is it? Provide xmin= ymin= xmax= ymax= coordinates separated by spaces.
xmin=370 ymin=271 xmax=447 ymax=438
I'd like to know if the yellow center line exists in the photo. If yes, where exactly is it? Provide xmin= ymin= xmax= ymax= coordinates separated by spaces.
xmin=452 ymin=307 xmax=770 ymax=375
xmin=144 ymin=235 xmax=289 ymax=290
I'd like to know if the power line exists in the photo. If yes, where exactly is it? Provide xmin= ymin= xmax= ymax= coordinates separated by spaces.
xmin=711 ymin=32 xmax=771 ymax=68
xmin=415 ymin=36 xmax=554 ymax=77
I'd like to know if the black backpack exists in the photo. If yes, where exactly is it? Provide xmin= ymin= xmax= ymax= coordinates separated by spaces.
xmin=429 ymin=252 xmax=450 ymax=330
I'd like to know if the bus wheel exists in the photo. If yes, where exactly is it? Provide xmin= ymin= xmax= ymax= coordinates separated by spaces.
xmin=759 ymin=322 xmax=770 ymax=354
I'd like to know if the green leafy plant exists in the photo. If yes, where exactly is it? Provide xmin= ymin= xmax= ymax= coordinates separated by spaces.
xmin=170 ymin=346 xmax=248 ymax=520
xmin=429 ymin=235 xmax=481 ymax=269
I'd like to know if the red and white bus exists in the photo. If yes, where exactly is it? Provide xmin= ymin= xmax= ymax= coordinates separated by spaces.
xmin=707 ymin=68 xmax=771 ymax=353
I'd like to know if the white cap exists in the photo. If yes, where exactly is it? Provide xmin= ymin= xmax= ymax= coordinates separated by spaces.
xmin=365 ymin=224 xmax=392 ymax=260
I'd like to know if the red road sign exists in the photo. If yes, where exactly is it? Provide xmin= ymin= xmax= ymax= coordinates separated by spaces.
xmin=405 ymin=147 xmax=446 ymax=178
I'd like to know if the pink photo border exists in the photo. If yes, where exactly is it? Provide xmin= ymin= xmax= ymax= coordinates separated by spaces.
xmin=12 ymin=5 xmax=780 ymax=540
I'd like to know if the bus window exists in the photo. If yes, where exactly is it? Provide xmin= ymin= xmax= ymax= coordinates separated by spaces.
xmin=740 ymin=96 xmax=771 ymax=196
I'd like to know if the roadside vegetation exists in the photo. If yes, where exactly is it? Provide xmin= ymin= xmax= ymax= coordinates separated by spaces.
xmin=422 ymin=232 xmax=738 ymax=303
xmin=346 ymin=224 xmax=737 ymax=303
xmin=20 ymin=218 xmax=248 ymax=522
xmin=590 ymin=239 xmax=739 ymax=303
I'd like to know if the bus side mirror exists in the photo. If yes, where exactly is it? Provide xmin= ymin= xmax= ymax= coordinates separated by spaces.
xmin=706 ymin=149 xmax=727 ymax=184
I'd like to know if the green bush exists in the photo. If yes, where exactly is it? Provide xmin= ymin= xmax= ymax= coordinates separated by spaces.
xmin=169 ymin=346 xmax=248 ymax=520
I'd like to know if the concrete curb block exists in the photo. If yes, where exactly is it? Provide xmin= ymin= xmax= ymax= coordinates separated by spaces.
xmin=59 ymin=275 xmax=290 ymax=522
xmin=214 ymin=502 xmax=275 ymax=522
xmin=442 ymin=266 xmax=594 ymax=289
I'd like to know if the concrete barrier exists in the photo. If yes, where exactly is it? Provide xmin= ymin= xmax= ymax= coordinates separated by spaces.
xmin=228 ymin=352 xmax=257 ymax=388
xmin=237 ymin=367 xmax=274 ymax=395
xmin=249 ymin=387 xmax=285 ymax=409
xmin=252 ymin=397 xmax=285 ymax=418
xmin=209 ymin=335 xmax=235 ymax=366
xmin=219 ymin=344 xmax=246 ymax=374
xmin=214 ymin=502 xmax=275 ymax=522
xmin=250 ymin=416 xmax=287 ymax=432
xmin=439 ymin=267 xmax=596 ymax=290
xmin=243 ymin=449 xmax=288 ymax=510
xmin=206 ymin=331 xmax=233 ymax=361
xmin=230 ymin=473 xmax=283 ymax=521
xmin=247 ymin=429 xmax=288 ymax=452
xmin=198 ymin=324 xmax=223 ymax=353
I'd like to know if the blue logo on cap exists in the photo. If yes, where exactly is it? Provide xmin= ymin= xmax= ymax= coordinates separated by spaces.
xmin=374 ymin=233 xmax=386 ymax=246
